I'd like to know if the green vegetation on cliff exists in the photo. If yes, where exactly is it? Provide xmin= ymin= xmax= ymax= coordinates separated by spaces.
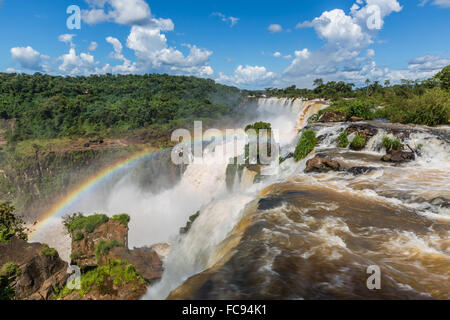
xmin=40 ymin=243 xmax=57 ymax=257
xmin=112 ymin=214 xmax=130 ymax=227
xmin=57 ymin=259 xmax=146 ymax=299
xmin=95 ymin=240 xmax=125 ymax=263
xmin=63 ymin=213 xmax=109 ymax=234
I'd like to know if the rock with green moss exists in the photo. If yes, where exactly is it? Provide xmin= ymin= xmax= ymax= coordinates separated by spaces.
xmin=1 ymin=262 xmax=20 ymax=277
xmin=337 ymin=132 xmax=349 ymax=148
xmin=382 ymin=136 xmax=403 ymax=151
xmin=350 ymin=135 xmax=366 ymax=150
xmin=294 ymin=130 xmax=318 ymax=161
xmin=40 ymin=243 xmax=57 ymax=257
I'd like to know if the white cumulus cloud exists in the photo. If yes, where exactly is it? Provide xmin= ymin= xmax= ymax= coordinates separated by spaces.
xmin=10 ymin=46 xmax=46 ymax=71
xmin=217 ymin=65 xmax=275 ymax=87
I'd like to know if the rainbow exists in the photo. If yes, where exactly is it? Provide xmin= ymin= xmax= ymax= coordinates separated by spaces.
xmin=29 ymin=129 xmax=259 ymax=238
xmin=30 ymin=146 xmax=167 ymax=238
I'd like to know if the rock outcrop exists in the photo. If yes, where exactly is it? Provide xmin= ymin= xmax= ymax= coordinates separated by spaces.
xmin=70 ymin=219 xmax=128 ymax=269
xmin=305 ymin=154 xmax=379 ymax=176
xmin=0 ymin=237 xmax=68 ymax=300
xmin=60 ymin=214 xmax=163 ymax=300
xmin=305 ymin=155 xmax=343 ymax=173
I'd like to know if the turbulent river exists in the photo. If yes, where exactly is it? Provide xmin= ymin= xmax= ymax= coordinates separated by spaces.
xmin=33 ymin=97 xmax=450 ymax=299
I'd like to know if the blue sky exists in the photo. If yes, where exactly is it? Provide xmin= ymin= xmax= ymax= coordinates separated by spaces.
xmin=0 ymin=0 xmax=449 ymax=89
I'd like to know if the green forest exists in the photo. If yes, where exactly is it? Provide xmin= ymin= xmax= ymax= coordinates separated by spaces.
xmin=0 ymin=73 xmax=246 ymax=142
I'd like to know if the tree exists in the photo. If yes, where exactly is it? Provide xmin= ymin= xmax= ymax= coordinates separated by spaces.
xmin=384 ymin=80 xmax=391 ymax=87
xmin=313 ymin=78 xmax=324 ymax=88
xmin=0 ymin=204 xmax=28 ymax=243
xmin=435 ymin=65 xmax=450 ymax=90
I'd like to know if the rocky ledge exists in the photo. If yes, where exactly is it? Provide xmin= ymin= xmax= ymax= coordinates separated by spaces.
xmin=0 ymin=237 xmax=68 ymax=300
xmin=304 ymin=154 xmax=377 ymax=175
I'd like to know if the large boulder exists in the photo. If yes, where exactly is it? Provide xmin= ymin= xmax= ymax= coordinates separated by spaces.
xmin=0 ymin=237 xmax=69 ymax=300
xmin=381 ymin=150 xmax=415 ymax=163
xmin=318 ymin=110 xmax=347 ymax=123
xmin=305 ymin=155 xmax=343 ymax=173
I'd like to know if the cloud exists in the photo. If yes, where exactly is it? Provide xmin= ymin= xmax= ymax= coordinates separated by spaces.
xmin=80 ymin=0 xmax=214 ymax=77
xmin=408 ymin=54 xmax=450 ymax=71
xmin=106 ymin=36 xmax=124 ymax=59
xmin=10 ymin=46 xmax=46 ymax=71
xmin=88 ymin=41 xmax=98 ymax=51
xmin=273 ymin=52 xmax=282 ymax=58
xmin=217 ymin=65 xmax=275 ymax=88
xmin=5 ymin=68 xmax=21 ymax=74
xmin=58 ymin=34 xmax=76 ymax=47
xmin=419 ymin=0 xmax=450 ymax=8
xmin=58 ymin=48 xmax=98 ymax=75
xmin=82 ymin=0 xmax=151 ymax=25
xmin=268 ymin=24 xmax=283 ymax=33
xmin=211 ymin=12 xmax=240 ymax=27
xmin=284 ymin=0 xmax=405 ymax=86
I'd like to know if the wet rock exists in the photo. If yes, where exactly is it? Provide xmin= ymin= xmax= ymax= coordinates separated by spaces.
xmin=304 ymin=156 xmax=343 ymax=173
xmin=258 ymin=198 xmax=284 ymax=210
xmin=346 ymin=124 xmax=378 ymax=140
xmin=346 ymin=166 xmax=377 ymax=175
xmin=430 ymin=197 xmax=450 ymax=209
xmin=0 ymin=237 xmax=69 ymax=300
xmin=381 ymin=150 xmax=415 ymax=163
xmin=318 ymin=110 xmax=347 ymax=123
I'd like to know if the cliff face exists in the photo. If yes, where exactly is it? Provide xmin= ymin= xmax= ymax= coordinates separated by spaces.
xmin=0 ymin=237 xmax=68 ymax=300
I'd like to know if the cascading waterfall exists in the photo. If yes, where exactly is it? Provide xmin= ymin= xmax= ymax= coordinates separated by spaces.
xmin=147 ymin=99 xmax=450 ymax=300
xmin=145 ymin=97 xmax=328 ymax=299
